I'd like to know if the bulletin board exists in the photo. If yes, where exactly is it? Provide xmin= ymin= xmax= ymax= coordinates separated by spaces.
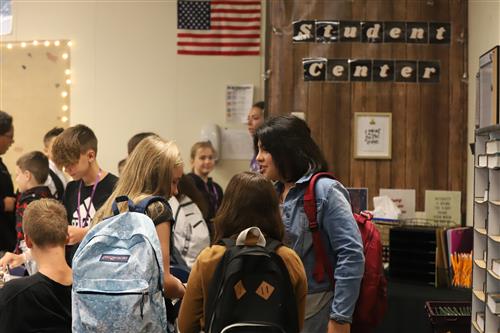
xmin=0 ymin=40 xmax=70 ymax=176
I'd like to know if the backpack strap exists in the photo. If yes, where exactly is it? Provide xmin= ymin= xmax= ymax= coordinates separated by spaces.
xmin=134 ymin=196 xmax=169 ymax=214
xmin=268 ymin=245 xmax=299 ymax=333
xmin=303 ymin=172 xmax=336 ymax=284
xmin=49 ymin=169 xmax=65 ymax=200
xmin=112 ymin=195 xmax=135 ymax=215
xmin=205 ymin=238 xmax=236 ymax=331
xmin=265 ymin=238 xmax=282 ymax=252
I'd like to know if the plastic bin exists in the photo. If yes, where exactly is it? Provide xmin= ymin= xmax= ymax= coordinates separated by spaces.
xmin=425 ymin=301 xmax=471 ymax=333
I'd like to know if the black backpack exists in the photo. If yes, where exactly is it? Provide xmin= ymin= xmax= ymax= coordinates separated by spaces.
xmin=205 ymin=238 xmax=299 ymax=333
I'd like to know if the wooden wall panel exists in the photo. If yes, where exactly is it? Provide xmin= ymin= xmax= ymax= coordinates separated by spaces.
xmin=265 ymin=0 xmax=468 ymax=217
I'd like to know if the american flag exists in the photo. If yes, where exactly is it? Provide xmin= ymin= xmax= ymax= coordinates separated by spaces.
xmin=177 ymin=0 xmax=261 ymax=56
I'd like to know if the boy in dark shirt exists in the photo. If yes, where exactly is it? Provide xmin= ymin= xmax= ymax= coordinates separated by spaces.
xmin=0 ymin=151 xmax=53 ymax=270
xmin=0 ymin=199 xmax=72 ymax=333
xmin=14 ymin=151 xmax=53 ymax=252
xmin=52 ymin=124 xmax=118 ymax=264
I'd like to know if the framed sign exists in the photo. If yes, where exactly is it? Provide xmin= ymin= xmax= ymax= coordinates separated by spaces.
xmin=354 ymin=112 xmax=392 ymax=159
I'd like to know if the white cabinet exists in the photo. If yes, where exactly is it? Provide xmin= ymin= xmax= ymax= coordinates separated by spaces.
xmin=472 ymin=125 xmax=500 ymax=333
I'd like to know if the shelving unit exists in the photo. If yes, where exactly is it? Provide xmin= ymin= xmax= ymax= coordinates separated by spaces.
xmin=472 ymin=125 xmax=500 ymax=333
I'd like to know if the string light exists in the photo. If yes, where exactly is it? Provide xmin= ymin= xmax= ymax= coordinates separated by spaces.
xmin=0 ymin=40 xmax=72 ymax=49
xmin=0 ymin=40 xmax=73 ymax=125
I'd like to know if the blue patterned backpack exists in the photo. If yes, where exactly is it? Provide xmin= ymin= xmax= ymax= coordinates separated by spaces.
xmin=72 ymin=196 xmax=168 ymax=333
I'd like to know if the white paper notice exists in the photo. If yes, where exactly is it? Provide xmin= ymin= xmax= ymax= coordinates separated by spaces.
xmin=221 ymin=128 xmax=254 ymax=160
xmin=226 ymin=84 xmax=254 ymax=124
xmin=379 ymin=189 xmax=416 ymax=219
xmin=425 ymin=190 xmax=461 ymax=226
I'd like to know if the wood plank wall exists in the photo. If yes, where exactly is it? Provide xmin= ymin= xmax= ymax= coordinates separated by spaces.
xmin=265 ymin=0 xmax=468 ymax=217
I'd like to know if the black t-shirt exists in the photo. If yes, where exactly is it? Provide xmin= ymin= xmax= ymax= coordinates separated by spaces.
xmin=63 ymin=173 xmax=118 ymax=264
xmin=147 ymin=200 xmax=174 ymax=226
xmin=63 ymin=173 xmax=118 ymax=228
xmin=0 ymin=158 xmax=15 ymax=252
xmin=0 ymin=272 xmax=72 ymax=333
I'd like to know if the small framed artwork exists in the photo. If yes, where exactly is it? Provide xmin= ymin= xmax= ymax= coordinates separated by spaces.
xmin=353 ymin=112 xmax=392 ymax=159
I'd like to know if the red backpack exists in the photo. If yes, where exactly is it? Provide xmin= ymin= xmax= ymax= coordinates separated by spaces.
xmin=303 ymin=172 xmax=387 ymax=332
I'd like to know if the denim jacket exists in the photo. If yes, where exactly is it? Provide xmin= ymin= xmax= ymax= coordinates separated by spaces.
xmin=278 ymin=173 xmax=365 ymax=323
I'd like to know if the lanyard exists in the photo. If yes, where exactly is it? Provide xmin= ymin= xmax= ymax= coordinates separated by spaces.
xmin=77 ymin=169 xmax=101 ymax=228
xmin=204 ymin=180 xmax=219 ymax=211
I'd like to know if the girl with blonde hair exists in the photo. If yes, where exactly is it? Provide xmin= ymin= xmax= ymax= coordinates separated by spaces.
xmin=92 ymin=136 xmax=185 ymax=299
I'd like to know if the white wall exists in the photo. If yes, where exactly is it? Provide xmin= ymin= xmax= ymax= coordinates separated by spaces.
xmin=4 ymin=0 xmax=265 ymax=188
xmin=467 ymin=1 xmax=500 ymax=225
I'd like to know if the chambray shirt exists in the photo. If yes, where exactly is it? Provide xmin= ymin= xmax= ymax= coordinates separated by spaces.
xmin=278 ymin=173 xmax=365 ymax=323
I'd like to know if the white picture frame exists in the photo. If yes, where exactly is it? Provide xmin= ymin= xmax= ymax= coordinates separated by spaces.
xmin=353 ymin=112 xmax=392 ymax=159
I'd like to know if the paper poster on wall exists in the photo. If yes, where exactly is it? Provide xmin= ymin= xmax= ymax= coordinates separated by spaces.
xmin=221 ymin=128 xmax=254 ymax=160
xmin=0 ymin=0 xmax=12 ymax=36
xmin=379 ymin=189 xmax=416 ymax=219
xmin=226 ymin=84 xmax=254 ymax=124
xmin=353 ymin=112 xmax=392 ymax=159
xmin=425 ymin=190 xmax=461 ymax=226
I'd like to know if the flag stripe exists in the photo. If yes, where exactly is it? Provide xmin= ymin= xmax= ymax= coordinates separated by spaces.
xmin=211 ymin=20 xmax=261 ymax=27
xmin=211 ymin=9 xmax=261 ymax=14
xmin=178 ymin=38 xmax=259 ymax=43
xmin=211 ymin=1 xmax=261 ymax=5
xmin=178 ymin=45 xmax=259 ymax=51
xmin=178 ymin=33 xmax=260 ymax=38
xmin=211 ymin=17 xmax=260 ymax=22
xmin=211 ymin=12 xmax=260 ymax=18
xmin=178 ymin=42 xmax=260 ymax=47
xmin=212 ymin=4 xmax=261 ymax=10
xmin=178 ymin=50 xmax=260 ymax=56
xmin=211 ymin=25 xmax=259 ymax=30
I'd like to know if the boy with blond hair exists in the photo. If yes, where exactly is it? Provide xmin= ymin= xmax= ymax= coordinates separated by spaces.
xmin=0 ymin=199 xmax=72 ymax=333
xmin=52 ymin=124 xmax=117 ymax=264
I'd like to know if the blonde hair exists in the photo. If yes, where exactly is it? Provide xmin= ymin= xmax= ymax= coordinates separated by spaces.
xmin=92 ymin=136 xmax=183 ymax=225
xmin=23 ymin=199 xmax=68 ymax=248
xmin=190 ymin=141 xmax=217 ymax=160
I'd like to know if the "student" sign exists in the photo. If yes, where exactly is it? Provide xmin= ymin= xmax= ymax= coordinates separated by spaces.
xmin=293 ymin=20 xmax=450 ymax=44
